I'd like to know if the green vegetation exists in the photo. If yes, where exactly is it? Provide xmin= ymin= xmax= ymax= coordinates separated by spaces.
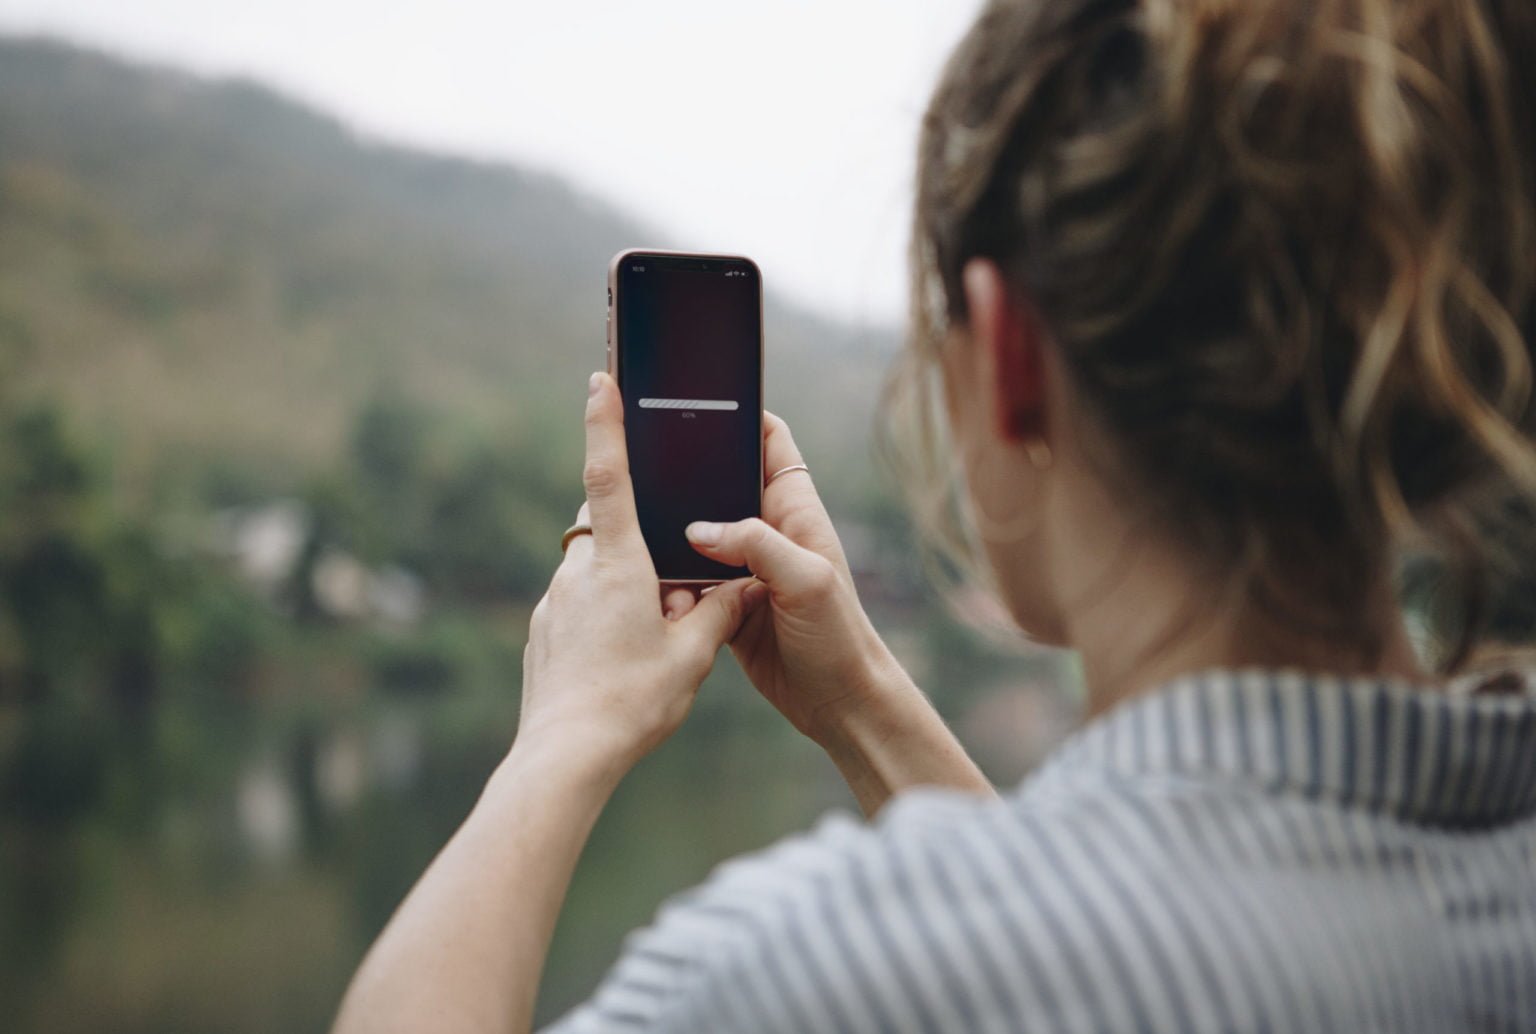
xmin=0 ymin=36 xmax=1055 ymax=1034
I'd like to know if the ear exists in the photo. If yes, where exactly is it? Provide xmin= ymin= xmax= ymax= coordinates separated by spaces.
xmin=961 ymin=258 xmax=1046 ymax=443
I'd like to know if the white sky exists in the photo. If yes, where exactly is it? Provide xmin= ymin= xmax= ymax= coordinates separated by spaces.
xmin=0 ymin=0 xmax=984 ymax=327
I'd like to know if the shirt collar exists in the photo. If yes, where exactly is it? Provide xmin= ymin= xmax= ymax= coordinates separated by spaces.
xmin=1037 ymin=668 xmax=1536 ymax=828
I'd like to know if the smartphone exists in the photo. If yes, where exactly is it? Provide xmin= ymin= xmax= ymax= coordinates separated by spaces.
xmin=607 ymin=249 xmax=763 ymax=583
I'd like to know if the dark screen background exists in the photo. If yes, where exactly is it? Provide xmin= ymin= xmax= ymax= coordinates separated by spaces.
xmin=617 ymin=255 xmax=761 ymax=580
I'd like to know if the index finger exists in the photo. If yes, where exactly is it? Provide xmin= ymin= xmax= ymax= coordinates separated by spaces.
xmin=761 ymin=411 xmax=847 ymax=572
xmin=582 ymin=371 xmax=644 ymax=555
xmin=763 ymin=410 xmax=806 ymax=480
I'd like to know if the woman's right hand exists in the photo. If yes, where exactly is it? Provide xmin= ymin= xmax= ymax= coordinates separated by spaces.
xmin=684 ymin=413 xmax=994 ymax=813
xmin=683 ymin=412 xmax=900 ymax=740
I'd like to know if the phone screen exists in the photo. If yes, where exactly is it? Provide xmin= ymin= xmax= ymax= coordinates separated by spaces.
xmin=614 ymin=253 xmax=762 ymax=581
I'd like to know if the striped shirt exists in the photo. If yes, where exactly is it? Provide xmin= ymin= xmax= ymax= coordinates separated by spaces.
xmin=542 ymin=668 xmax=1536 ymax=1033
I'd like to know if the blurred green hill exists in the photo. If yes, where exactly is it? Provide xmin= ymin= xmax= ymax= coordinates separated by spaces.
xmin=0 ymin=36 xmax=1006 ymax=1034
xmin=0 ymin=35 xmax=894 ymax=505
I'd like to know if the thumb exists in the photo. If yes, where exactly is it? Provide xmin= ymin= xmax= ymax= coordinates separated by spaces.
xmin=684 ymin=517 xmax=836 ymax=599
xmin=680 ymin=577 xmax=770 ymax=653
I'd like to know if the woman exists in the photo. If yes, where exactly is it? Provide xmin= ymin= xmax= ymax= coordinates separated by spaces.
xmin=334 ymin=0 xmax=1536 ymax=1031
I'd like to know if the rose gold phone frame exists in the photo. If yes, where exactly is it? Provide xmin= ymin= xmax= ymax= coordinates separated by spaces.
xmin=606 ymin=248 xmax=765 ymax=585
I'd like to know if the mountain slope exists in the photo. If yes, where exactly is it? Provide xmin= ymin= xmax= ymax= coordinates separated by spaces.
xmin=0 ymin=36 xmax=896 ymax=499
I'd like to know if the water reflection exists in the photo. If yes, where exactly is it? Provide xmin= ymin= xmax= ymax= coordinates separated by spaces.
xmin=236 ymin=756 xmax=300 ymax=865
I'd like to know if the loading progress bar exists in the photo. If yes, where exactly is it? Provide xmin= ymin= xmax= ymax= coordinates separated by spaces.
xmin=638 ymin=398 xmax=739 ymax=411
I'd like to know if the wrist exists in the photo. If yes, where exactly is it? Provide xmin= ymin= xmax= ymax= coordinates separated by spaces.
xmin=815 ymin=668 xmax=925 ymax=764
xmin=806 ymin=632 xmax=920 ymax=750
xmin=807 ymin=637 xmax=994 ymax=816
xmin=499 ymin=723 xmax=633 ymax=801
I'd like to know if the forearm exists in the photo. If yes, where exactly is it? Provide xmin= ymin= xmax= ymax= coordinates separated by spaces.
xmin=817 ymin=648 xmax=996 ymax=817
xmin=332 ymin=738 xmax=621 ymax=1034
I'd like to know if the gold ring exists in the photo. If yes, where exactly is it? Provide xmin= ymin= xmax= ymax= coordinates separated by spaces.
xmin=767 ymin=463 xmax=810 ymax=486
xmin=560 ymin=523 xmax=593 ymax=553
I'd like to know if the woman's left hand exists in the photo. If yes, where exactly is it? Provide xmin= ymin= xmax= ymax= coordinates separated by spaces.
xmin=333 ymin=372 xmax=763 ymax=1034
xmin=515 ymin=371 xmax=768 ymax=777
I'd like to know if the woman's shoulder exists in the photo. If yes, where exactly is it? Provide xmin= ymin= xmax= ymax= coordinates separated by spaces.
xmin=551 ymin=783 xmax=1252 ymax=1034
xmin=546 ymin=665 xmax=1536 ymax=1032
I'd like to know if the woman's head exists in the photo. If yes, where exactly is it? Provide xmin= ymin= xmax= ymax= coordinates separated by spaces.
xmin=884 ymin=0 xmax=1536 ymax=670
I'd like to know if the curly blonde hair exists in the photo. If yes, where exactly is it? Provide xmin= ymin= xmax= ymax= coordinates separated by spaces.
xmin=880 ymin=0 xmax=1536 ymax=669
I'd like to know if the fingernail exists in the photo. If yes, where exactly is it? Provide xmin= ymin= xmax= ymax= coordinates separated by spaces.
xmin=685 ymin=521 xmax=722 ymax=546
xmin=588 ymin=371 xmax=602 ymax=397
xmin=742 ymin=581 xmax=768 ymax=608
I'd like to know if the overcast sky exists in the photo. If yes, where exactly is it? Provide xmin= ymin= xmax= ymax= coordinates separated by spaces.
xmin=0 ymin=0 xmax=984 ymax=327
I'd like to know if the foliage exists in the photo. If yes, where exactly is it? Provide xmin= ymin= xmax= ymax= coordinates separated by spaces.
xmin=0 ymin=35 xmax=1024 ymax=1034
